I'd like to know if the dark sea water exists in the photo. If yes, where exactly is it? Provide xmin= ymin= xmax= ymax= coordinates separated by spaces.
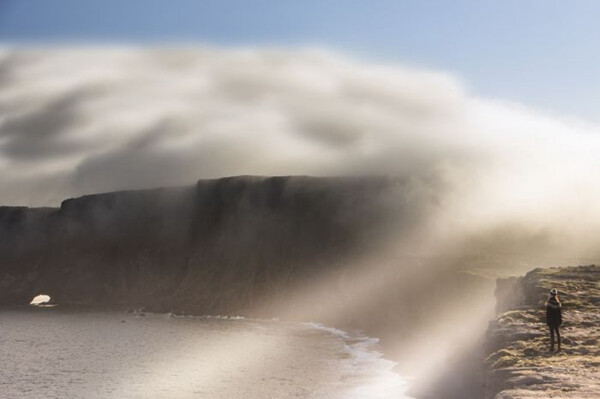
xmin=0 ymin=307 xmax=409 ymax=398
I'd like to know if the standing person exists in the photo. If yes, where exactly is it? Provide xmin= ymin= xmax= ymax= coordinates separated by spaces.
xmin=546 ymin=288 xmax=562 ymax=352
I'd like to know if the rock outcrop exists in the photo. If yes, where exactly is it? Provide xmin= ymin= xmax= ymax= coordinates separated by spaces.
xmin=485 ymin=265 xmax=600 ymax=398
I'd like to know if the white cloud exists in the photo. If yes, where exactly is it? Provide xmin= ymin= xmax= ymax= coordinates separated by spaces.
xmin=1 ymin=46 xmax=600 ymax=256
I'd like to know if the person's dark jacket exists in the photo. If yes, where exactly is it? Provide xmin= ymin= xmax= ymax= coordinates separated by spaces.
xmin=546 ymin=296 xmax=562 ymax=326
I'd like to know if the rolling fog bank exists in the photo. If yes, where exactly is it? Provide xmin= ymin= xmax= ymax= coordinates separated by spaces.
xmin=2 ymin=44 xmax=600 ymax=399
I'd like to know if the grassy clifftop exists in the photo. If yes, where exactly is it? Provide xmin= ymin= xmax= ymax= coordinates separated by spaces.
xmin=485 ymin=265 xmax=600 ymax=398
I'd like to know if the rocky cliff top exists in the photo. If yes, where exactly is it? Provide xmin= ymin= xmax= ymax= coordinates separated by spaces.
xmin=485 ymin=265 xmax=600 ymax=398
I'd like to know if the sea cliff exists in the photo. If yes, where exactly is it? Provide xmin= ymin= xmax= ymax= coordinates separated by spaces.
xmin=0 ymin=175 xmax=499 ymax=398
xmin=485 ymin=265 xmax=600 ymax=398
xmin=0 ymin=176 xmax=401 ymax=311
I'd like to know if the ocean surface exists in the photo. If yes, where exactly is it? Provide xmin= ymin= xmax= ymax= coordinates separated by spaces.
xmin=0 ymin=307 xmax=409 ymax=398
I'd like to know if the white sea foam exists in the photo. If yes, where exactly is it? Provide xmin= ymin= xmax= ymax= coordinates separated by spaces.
xmin=129 ymin=312 xmax=411 ymax=397
xmin=130 ymin=310 xmax=248 ymax=320
xmin=198 ymin=314 xmax=247 ymax=320
xmin=305 ymin=322 xmax=412 ymax=399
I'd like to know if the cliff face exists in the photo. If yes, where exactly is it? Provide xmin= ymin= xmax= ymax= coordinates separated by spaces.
xmin=0 ymin=176 xmax=405 ymax=314
xmin=485 ymin=265 xmax=600 ymax=398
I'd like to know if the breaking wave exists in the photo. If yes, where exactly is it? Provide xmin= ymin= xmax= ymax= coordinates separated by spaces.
xmin=304 ymin=322 xmax=411 ymax=398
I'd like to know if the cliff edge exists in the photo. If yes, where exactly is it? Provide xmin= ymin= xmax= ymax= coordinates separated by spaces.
xmin=485 ymin=265 xmax=600 ymax=398
xmin=0 ymin=176 xmax=399 ymax=310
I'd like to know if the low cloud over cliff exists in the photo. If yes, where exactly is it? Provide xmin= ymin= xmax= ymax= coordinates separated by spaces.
xmin=1 ymin=47 xmax=600 ymax=257
xmin=3 ymin=48 xmax=600 ymax=397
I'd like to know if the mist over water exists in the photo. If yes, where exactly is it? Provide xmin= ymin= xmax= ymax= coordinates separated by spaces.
xmin=2 ymin=46 xmax=600 ymax=397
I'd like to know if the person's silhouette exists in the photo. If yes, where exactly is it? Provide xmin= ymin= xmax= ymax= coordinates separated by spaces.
xmin=546 ymin=288 xmax=562 ymax=352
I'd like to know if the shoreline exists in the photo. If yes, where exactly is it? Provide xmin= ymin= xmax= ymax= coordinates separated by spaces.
xmin=4 ymin=305 xmax=412 ymax=398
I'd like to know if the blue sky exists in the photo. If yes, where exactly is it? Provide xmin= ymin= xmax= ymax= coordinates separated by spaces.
xmin=1 ymin=0 xmax=599 ymax=122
